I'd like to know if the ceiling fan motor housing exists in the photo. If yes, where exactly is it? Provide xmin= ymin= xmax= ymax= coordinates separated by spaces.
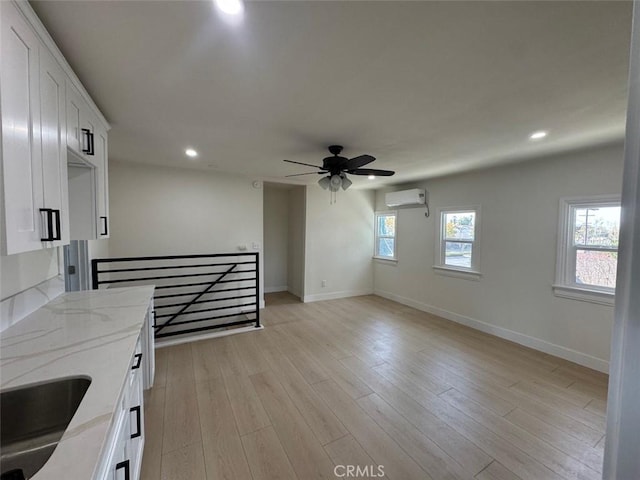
xmin=283 ymin=144 xmax=394 ymax=181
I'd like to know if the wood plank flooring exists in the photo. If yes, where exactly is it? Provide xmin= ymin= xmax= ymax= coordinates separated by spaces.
xmin=141 ymin=293 xmax=608 ymax=480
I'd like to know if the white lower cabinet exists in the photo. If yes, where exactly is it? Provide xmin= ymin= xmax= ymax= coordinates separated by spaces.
xmin=97 ymin=336 xmax=146 ymax=480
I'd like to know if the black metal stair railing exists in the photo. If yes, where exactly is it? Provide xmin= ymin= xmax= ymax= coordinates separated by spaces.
xmin=91 ymin=253 xmax=260 ymax=339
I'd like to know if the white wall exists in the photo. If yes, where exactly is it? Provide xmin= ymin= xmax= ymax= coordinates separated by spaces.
xmin=263 ymin=185 xmax=289 ymax=292
xmin=288 ymin=186 xmax=306 ymax=298
xmin=108 ymin=160 xmax=264 ymax=305
xmin=304 ymin=186 xmax=375 ymax=301
xmin=0 ymin=248 xmax=60 ymax=300
xmin=374 ymin=143 xmax=624 ymax=372
xmin=88 ymin=238 xmax=109 ymax=263
xmin=603 ymin=3 xmax=640 ymax=475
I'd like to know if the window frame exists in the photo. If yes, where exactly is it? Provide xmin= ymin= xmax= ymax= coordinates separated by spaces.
xmin=373 ymin=210 xmax=398 ymax=261
xmin=553 ymin=194 xmax=621 ymax=306
xmin=434 ymin=206 xmax=481 ymax=279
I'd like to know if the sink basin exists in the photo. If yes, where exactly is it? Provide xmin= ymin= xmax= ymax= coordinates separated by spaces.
xmin=0 ymin=377 xmax=91 ymax=479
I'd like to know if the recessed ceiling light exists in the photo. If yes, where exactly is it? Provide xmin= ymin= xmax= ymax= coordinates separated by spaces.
xmin=368 ymin=175 xmax=376 ymax=180
xmin=215 ymin=0 xmax=244 ymax=15
xmin=529 ymin=131 xmax=548 ymax=140
xmin=185 ymin=148 xmax=198 ymax=158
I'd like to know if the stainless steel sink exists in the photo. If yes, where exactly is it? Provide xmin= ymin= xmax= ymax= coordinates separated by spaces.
xmin=1 ymin=377 xmax=91 ymax=479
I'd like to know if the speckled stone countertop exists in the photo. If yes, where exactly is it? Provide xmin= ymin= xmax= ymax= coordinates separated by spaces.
xmin=0 ymin=286 xmax=155 ymax=480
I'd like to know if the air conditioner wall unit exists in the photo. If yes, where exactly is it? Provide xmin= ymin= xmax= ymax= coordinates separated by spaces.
xmin=385 ymin=188 xmax=426 ymax=207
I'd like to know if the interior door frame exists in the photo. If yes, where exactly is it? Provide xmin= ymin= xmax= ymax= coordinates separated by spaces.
xmin=63 ymin=240 xmax=90 ymax=291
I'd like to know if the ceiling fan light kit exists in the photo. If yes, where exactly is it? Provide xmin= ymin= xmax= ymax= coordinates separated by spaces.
xmin=284 ymin=145 xmax=395 ymax=203
xmin=318 ymin=176 xmax=331 ymax=190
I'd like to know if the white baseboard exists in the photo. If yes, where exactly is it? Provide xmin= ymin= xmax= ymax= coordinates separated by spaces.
xmin=303 ymin=289 xmax=373 ymax=303
xmin=374 ymin=289 xmax=609 ymax=374
xmin=265 ymin=286 xmax=288 ymax=293
xmin=0 ymin=275 xmax=65 ymax=332
xmin=155 ymin=325 xmax=264 ymax=349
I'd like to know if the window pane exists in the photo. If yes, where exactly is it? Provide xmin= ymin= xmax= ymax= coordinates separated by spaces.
xmin=377 ymin=238 xmax=395 ymax=258
xmin=574 ymin=206 xmax=620 ymax=247
xmin=575 ymin=249 xmax=617 ymax=288
xmin=444 ymin=212 xmax=475 ymax=240
xmin=377 ymin=215 xmax=396 ymax=237
xmin=444 ymin=241 xmax=472 ymax=268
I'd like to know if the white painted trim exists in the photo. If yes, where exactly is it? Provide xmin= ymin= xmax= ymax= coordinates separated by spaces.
xmin=155 ymin=325 xmax=264 ymax=349
xmin=373 ymin=256 xmax=398 ymax=264
xmin=604 ymin=3 xmax=640 ymax=476
xmin=303 ymin=289 xmax=374 ymax=303
xmin=435 ymin=205 xmax=482 ymax=273
xmin=374 ymin=210 xmax=398 ymax=260
xmin=432 ymin=265 xmax=482 ymax=281
xmin=552 ymin=284 xmax=615 ymax=306
xmin=264 ymin=285 xmax=288 ymax=293
xmin=374 ymin=288 xmax=609 ymax=373
xmin=13 ymin=1 xmax=110 ymax=130
xmin=555 ymin=194 xmax=621 ymax=295
xmin=0 ymin=275 xmax=65 ymax=332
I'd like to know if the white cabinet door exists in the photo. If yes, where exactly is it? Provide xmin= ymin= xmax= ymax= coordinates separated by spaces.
xmin=66 ymin=82 xmax=97 ymax=158
xmin=112 ymin=412 xmax=131 ymax=480
xmin=66 ymin=82 xmax=83 ymax=155
xmin=94 ymin=126 xmax=109 ymax=238
xmin=127 ymin=367 xmax=144 ymax=480
xmin=142 ymin=302 xmax=155 ymax=389
xmin=40 ymin=46 xmax=70 ymax=246
xmin=0 ymin=1 xmax=44 ymax=255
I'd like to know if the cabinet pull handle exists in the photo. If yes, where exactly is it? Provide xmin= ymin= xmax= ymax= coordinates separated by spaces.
xmin=89 ymin=132 xmax=95 ymax=155
xmin=39 ymin=208 xmax=53 ymax=241
xmin=100 ymin=216 xmax=108 ymax=236
xmin=130 ymin=405 xmax=142 ymax=439
xmin=40 ymin=209 xmax=62 ymax=241
xmin=52 ymin=209 xmax=61 ymax=241
xmin=132 ymin=353 xmax=142 ymax=370
xmin=115 ymin=460 xmax=130 ymax=480
xmin=81 ymin=128 xmax=91 ymax=154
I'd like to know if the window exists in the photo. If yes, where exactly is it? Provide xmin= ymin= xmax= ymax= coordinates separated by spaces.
xmin=554 ymin=195 xmax=621 ymax=305
xmin=434 ymin=206 xmax=481 ymax=278
xmin=374 ymin=211 xmax=397 ymax=260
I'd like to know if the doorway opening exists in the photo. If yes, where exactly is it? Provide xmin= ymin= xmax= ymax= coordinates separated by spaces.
xmin=263 ymin=183 xmax=305 ymax=305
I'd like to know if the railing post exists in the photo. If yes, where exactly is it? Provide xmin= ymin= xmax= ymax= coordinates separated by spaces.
xmin=91 ymin=259 xmax=99 ymax=290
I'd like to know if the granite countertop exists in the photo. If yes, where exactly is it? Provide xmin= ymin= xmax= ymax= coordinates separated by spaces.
xmin=0 ymin=286 xmax=155 ymax=480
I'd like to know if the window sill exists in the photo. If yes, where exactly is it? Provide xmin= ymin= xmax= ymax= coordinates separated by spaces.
xmin=373 ymin=256 xmax=398 ymax=264
xmin=432 ymin=265 xmax=482 ymax=281
xmin=552 ymin=284 xmax=615 ymax=306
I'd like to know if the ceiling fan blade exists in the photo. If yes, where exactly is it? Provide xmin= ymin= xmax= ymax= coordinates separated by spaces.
xmin=348 ymin=168 xmax=395 ymax=176
xmin=284 ymin=159 xmax=327 ymax=169
xmin=343 ymin=154 xmax=375 ymax=171
xmin=284 ymin=172 xmax=324 ymax=177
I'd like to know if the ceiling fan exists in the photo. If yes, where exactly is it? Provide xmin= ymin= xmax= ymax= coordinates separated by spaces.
xmin=284 ymin=145 xmax=395 ymax=193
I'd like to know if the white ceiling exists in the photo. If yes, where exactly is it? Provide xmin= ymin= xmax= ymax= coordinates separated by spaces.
xmin=31 ymin=0 xmax=632 ymax=188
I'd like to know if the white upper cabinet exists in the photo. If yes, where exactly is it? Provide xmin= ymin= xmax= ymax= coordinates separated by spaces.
xmin=0 ymin=1 xmax=45 ymax=255
xmin=94 ymin=126 xmax=110 ymax=238
xmin=67 ymin=91 xmax=110 ymax=240
xmin=1 ymin=0 xmax=109 ymax=254
xmin=66 ymin=82 xmax=83 ymax=155
xmin=67 ymin=81 xmax=99 ymax=159
xmin=40 ymin=46 xmax=70 ymax=247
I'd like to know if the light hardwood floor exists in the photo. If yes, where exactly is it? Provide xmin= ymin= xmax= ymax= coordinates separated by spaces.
xmin=140 ymin=293 xmax=608 ymax=480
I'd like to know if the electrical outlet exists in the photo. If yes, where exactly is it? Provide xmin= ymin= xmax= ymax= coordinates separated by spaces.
xmin=321 ymin=280 xmax=327 ymax=288
xmin=252 ymin=242 xmax=260 ymax=250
